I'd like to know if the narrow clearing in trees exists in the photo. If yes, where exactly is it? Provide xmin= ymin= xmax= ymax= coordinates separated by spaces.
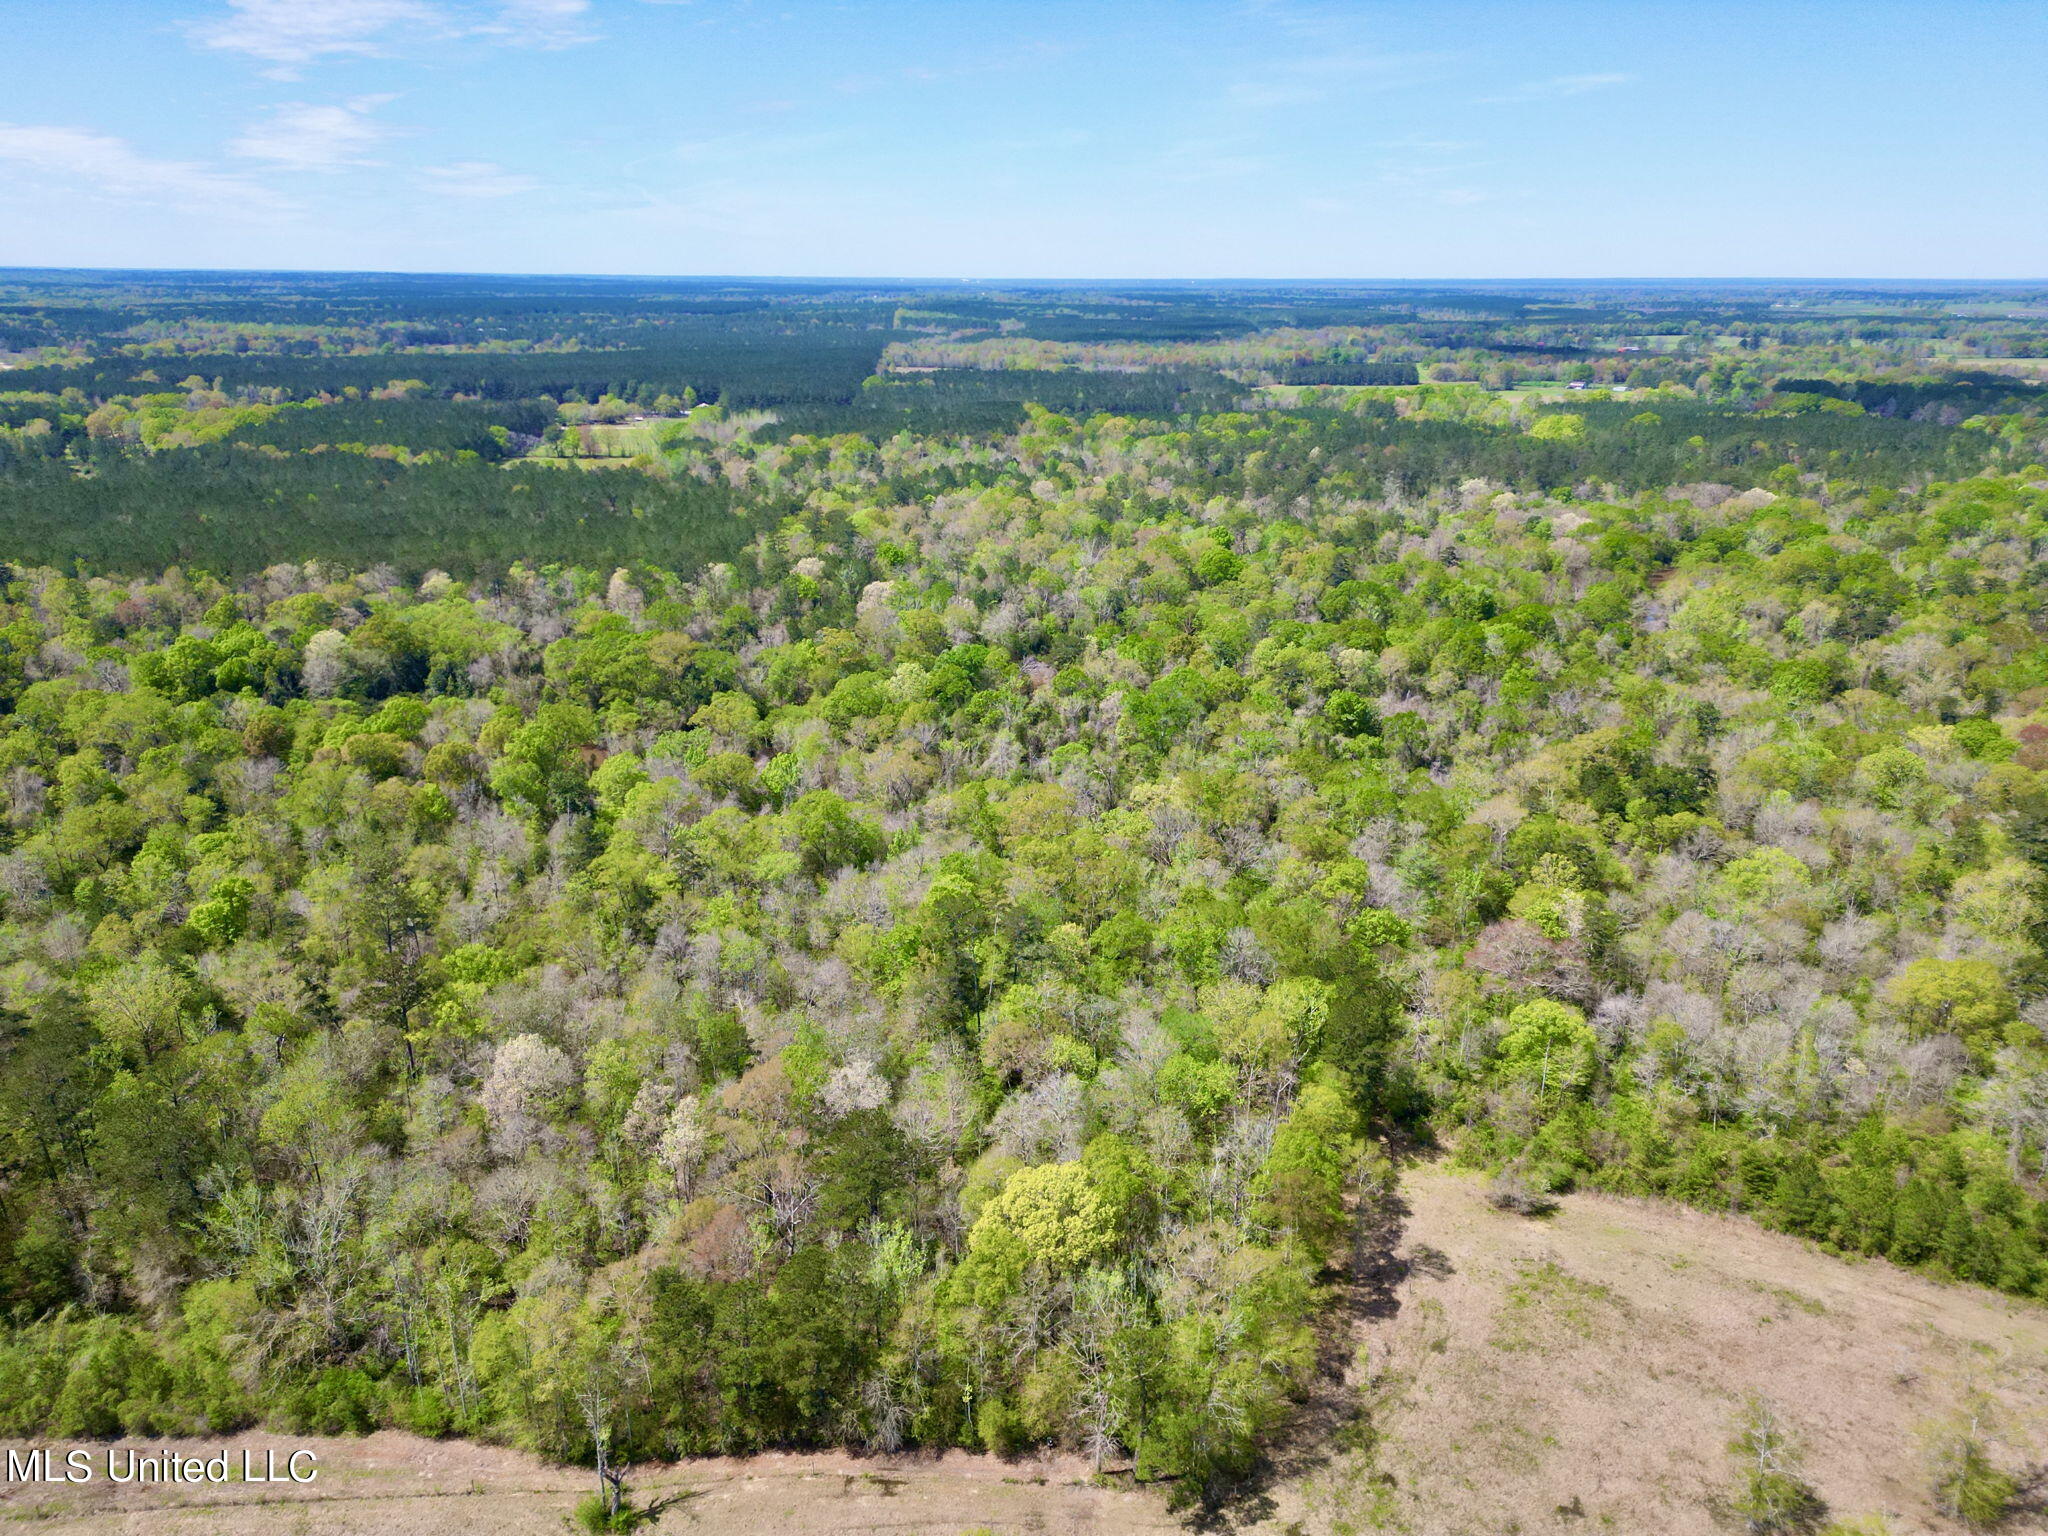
xmin=8 ymin=1163 xmax=2043 ymax=1536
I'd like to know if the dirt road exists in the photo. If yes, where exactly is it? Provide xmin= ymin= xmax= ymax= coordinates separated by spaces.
xmin=7 ymin=1163 xmax=2043 ymax=1535
xmin=0 ymin=1435 xmax=1179 ymax=1535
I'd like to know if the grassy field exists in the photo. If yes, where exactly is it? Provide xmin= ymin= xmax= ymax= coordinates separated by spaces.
xmin=514 ymin=418 xmax=693 ymax=466
xmin=1267 ymin=1163 xmax=2048 ymax=1536
xmin=8 ymin=1166 xmax=2042 ymax=1536
xmin=1252 ymin=383 xmax=1492 ymax=405
xmin=568 ymin=421 xmax=679 ymax=456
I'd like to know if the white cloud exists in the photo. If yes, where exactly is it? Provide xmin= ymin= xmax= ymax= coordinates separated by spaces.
xmin=1483 ymin=72 xmax=1633 ymax=104
xmin=191 ymin=0 xmax=595 ymax=72
xmin=230 ymin=98 xmax=395 ymax=171
xmin=0 ymin=123 xmax=275 ymax=211
xmin=191 ymin=0 xmax=442 ymax=69
xmin=1370 ymin=138 xmax=1493 ymax=207
xmin=417 ymin=160 xmax=540 ymax=198
xmin=483 ymin=0 xmax=597 ymax=48
xmin=1235 ymin=0 xmax=1382 ymax=46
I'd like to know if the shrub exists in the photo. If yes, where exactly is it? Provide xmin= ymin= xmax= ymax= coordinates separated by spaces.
xmin=1487 ymin=1169 xmax=1560 ymax=1217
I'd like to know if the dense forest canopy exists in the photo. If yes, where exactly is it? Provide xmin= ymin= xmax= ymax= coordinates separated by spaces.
xmin=0 ymin=273 xmax=2045 ymax=1511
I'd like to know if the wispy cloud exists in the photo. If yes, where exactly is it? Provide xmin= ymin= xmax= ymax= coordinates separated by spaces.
xmin=191 ymin=0 xmax=595 ymax=74
xmin=1482 ymin=72 xmax=1633 ymax=104
xmin=832 ymin=40 xmax=1070 ymax=97
xmin=1234 ymin=0 xmax=1373 ymax=45
xmin=417 ymin=160 xmax=541 ymax=198
xmin=230 ymin=97 xmax=395 ymax=171
xmin=0 ymin=123 xmax=276 ymax=211
xmin=475 ymin=0 xmax=598 ymax=50
xmin=1227 ymin=80 xmax=1324 ymax=110
xmin=986 ymin=128 xmax=1093 ymax=156
xmin=191 ymin=0 xmax=442 ymax=72
xmin=1271 ymin=131 xmax=1494 ymax=219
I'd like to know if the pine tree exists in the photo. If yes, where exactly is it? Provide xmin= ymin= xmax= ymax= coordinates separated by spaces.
xmin=1888 ymin=1179 xmax=1942 ymax=1266
xmin=1771 ymin=1151 xmax=1831 ymax=1240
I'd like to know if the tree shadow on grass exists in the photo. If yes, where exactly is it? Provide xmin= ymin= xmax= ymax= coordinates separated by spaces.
xmin=604 ymin=1484 xmax=701 ymax=1530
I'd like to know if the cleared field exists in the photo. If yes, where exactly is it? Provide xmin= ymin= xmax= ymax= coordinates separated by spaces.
xmin=8 ymin=1166 xmax=2043 ymax=1536
xmin=567 ymin=421 xmax=678 ymax=456
xmin=515 ymin=418 xmax=692 ymax=465
xmin=1260 ymin=1163 xmax=2048 ymax=1536
xmin=1253 ymin=383 xmax=1485 ymax=402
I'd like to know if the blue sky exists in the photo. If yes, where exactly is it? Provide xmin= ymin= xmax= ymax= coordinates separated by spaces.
xmin=2 ymin=0 xmax=2043 ymax=279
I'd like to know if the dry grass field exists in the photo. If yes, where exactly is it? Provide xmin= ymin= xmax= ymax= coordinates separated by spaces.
xmin=5 ymin=1163 xmax=2042 ymax=1536
xmin=1256 ymin=1162 xmax=2048 ymax=1536
xmin=0 ymin=1435 xmax=1178 ymax=1536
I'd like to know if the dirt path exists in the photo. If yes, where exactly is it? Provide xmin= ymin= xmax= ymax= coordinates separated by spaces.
xmin=1245 ymin=1161 xmax=2048 ymax=1536
xmin=0 ymin=1433 xmax=1181 ymax=1535
xmin=9 ymin=1166 xmax=2044 ymax=1535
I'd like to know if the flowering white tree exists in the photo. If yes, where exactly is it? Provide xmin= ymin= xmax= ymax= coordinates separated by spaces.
xmin=656 ymin=1098 xmax=708 ymax=1194
xmin=822 ymin=1058 xmax=889 ymax=1117
xmin=480 ymin=1034 xmax=575 ymax=1158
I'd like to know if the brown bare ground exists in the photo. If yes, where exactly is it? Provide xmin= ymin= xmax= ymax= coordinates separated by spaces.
xmin=1251 ymin=1161 xmax=2048 ymax=1536
xmin=7 ymin=1163 xmax=2044 ymax=1535
xmin=0 ymin=1434 xmax=1180 ymax=1535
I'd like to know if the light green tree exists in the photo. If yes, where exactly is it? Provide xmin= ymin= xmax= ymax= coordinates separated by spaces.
xmin=1495 ymin=999 xmax=1598 ymax=1104
xmin=1885 ymin=959 xmax=2018 ymax=1049
xmin=969 ymin=1161 xmax=1116 ymax=1272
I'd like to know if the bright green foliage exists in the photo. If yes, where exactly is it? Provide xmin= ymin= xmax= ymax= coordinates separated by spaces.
xmin=1259 ymin=1078 xmax=1361 ymax=1263
xmin=1527 ymin=412 xmax=1587 ymax=442
xmin=1853 ymin=746 xmax=1931 ymax=809
xmin=1714 ymin=847 xmax=1810 ymax=909
xmin=1494 ymin=1000 xmax=1598 ymax=1102
xmin=785 ymin=789 xmax=884 ymax=878
xmin=1158 ymin=1054 xmax=1239 ymax=1134
xmin=820 ymin=671 xmax=889 ymax=726
xmin=187 ymin=874 xmax=253 ymax=948
xmin=967 ymin=1162 xmax=1116 ymax=1274
xmin=1927 ymin=1405 xmax=2018 ymax=1532
xmin=1885 ymin=959 xmax=2019 ymax=1048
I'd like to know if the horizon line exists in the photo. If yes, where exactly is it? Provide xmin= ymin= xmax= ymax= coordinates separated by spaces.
xmin=3 ymin=266 xmax=2047 ymax=289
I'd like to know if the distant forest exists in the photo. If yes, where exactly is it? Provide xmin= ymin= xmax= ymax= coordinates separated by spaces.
xmin=0 ymin=274 xmax=2043 ymax=577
